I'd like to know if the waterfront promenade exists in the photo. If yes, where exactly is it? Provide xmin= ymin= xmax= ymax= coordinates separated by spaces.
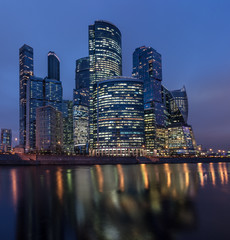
xmin=0 ymin=153 xmax=230 ymax=165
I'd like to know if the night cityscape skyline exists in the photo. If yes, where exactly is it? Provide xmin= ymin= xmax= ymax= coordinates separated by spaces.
xmin=1 ymin=0 xmax=230 ymax=151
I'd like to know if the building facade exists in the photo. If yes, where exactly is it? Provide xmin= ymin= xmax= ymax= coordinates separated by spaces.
xmin=89 ymin=20 xmax=122 ymax=149
xmin=75 ymin=57 xmax=90 ymax=90
xmin=19 ymin=44 xmax=34 ymax=147
xmin=162 ymin=86 xmax=197 ymax=155
xmin=132 ymin=46 xmax=165 ymax=155
xmin=62 ymin=100 xmax=73 ymax=153
xmin=90 ymin=77 xmax=145 ymax=157
xmin=73 ymin=56 xmax=90 ymax=154
xmin=44 ymin=78 xmax=63 ymax=112
xmin=25 ymin=76 xmax=44 ymax=152
xmin=36 ymin=106 xmax=63 ymax=153
xmin=73 ymin=104 xmax=89 ymax=154
xmin=170 ymin=86 xmax=188 ymax=124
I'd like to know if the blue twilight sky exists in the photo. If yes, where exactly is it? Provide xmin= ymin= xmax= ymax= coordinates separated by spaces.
xmin=0 ymin=0 xmax=230 ymax=150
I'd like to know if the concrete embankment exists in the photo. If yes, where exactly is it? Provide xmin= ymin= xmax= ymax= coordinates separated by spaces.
xmin=0 ymin=154 xmax=230 ymax=166
xmin=0 ymin=154 xmax=139 ymax=165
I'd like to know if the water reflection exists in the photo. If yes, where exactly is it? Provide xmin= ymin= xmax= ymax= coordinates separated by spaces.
xmin=11 ymin=169 xmax=18 ymax=208
xmin=196 ymin=162 xmax=230 ymax=187
xmin=0 ymin=163 xmax=229 ymax=239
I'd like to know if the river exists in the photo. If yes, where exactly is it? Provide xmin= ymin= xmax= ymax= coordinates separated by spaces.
xmin=0 ymin=163 xmax=229 ymax=240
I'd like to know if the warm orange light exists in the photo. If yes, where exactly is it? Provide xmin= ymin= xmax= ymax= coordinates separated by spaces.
xmin=198 ymin=163 xmax=204 ymax=187
xmin=117 ymin=164 xmax=125 ymax=192
xmin=210 ymin=163 xmax=216 ymax=186
xmin=141 ymin=164 xmax=149 ymax=190
xmin=164 ymin=164 xmax=171 ymax=188
xmin=223 ymin=163 xmax=228 ymax=184
xmin=96 ymin=165 xmax=104 ymax=193
xmin=56 ymin=168 xmax=63 ymax=202
xmin=218 ymin=162 xmax=224 ymax=185
xmin=11 ymin=169 xmax=18 ymax=208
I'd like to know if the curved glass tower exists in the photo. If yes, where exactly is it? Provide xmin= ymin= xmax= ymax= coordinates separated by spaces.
xmin=89 ymin=20 xmax=122 ymax=149
xmin=75 ymin=57 xmax=90 ymax=90
xmin=48 ymin=51 xmax=60 ymax=81
xmin=89 ymin=20 xmax=122 ymax=84
xmin=91 ymin=77 xmax=145 ymax=157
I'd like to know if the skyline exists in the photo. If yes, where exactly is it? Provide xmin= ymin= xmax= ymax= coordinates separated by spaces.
xmin=1 ymin=0 xmax=230 ymax=150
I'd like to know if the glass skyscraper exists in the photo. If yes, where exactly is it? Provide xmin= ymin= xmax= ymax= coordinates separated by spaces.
xmin=132 ymin=46 xmax=165 ymax=154
xmin=91 ymin=77 xmax=145 ymax=157
xmin=89 ymin=20 xmax=122 ymax=84
xmin=75 ymin=57 xmax=90 ymax=90
xmin=19 ymin=44 xmax=34 ymax=147
xmin=48 ymin=51 xmax=60 ymax=81
xmin=89 ymin=20 xmax=122 ymax=149
xmin=46 ymin=51 xmax=62 ymax=112
xmin=62 ymin=100 xmax=73 ymax=154
xmin=73 ymin=57 xmax=90 ymax=154
xmin=25 ymin=76 xmax=44 ymax=152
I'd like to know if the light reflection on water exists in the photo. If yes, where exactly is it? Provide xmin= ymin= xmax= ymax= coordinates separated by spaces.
xmin=0 ymin=163 xmax=229 ymax=239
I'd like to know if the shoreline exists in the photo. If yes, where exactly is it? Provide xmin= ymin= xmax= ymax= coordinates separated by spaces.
xmin=0 ymin=153 xmax=230 ymax=166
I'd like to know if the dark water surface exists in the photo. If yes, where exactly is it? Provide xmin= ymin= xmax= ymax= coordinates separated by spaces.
xmin=0 ymin=163 xmax=230 ymax=240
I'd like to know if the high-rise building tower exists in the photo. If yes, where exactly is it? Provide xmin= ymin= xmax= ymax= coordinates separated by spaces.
xmin=62 ymin=100 xmax=73 ymax=153
xmin=48 ymin=51 xmax=60 ymax=81
xmin=89 ymin=20 xmax=122 ymax=84
xmin=132 ymin=46 xmax=165 ymax=154
xmin=46 ymin=52 xmax=62 ymax=112
xmin=19 ymin=44 xmax=34 ymax=147
xmin=90 ymin=77 xmax=145 ymax=157
xmin=25 ymin=76 xmax=44 ymax=152
xmin=162 ymin=86 xmax=197 ymax=155
xmin=75 ymin=57 xmax=90 ymax=90
xmin=73 ymin=57 xmax=90 ymax=154
xmin=89 ymin=20 xmax=122 ymax=149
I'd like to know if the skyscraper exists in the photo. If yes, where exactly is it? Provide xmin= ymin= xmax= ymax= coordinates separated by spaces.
xmin=73 ymin=57 xmax=90 ymax=154
xmin=91 ymin=77 xmax=145 ymax=157
xmin=45 ymin=51 xmax=62 ymax=112
xmin=89 ymin=20 xmax=122 ymax=84
xmin=89 ymin=20 xmax=122 ymax=149
xmin=25 ymin=76 xmax=44 ymax=152
xmin=48 ymin=51 xmax=60 ymax=81
xmin=19 ymin=44 xmax=34 ymax=147
xmin=62 ymin=100 xmax=73 ymax=153
xmin=75 ymin=57 xmax=90 ymax=90
xmin=162 ymin=86 xmax=197 ymax=155
xmin=132 ymin=46 xmax=165 ymax=154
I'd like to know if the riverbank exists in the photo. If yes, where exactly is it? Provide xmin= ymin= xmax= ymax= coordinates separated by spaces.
xmin=0 ymin=153 xmax=230 ymax=165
